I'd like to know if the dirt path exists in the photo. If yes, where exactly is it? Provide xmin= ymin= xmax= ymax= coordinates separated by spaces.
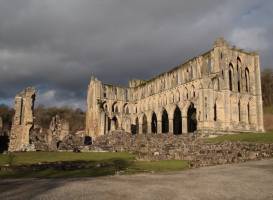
xmin=1 ymin=159 xmax=273 ymax=200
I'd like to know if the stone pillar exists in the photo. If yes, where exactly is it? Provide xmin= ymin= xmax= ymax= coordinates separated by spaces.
xmin=241 ymin=103 xmax=247 ymax=124
xmin=168 ymin=118 xmax=173 ymax=134
xmin=254 ymin=55 xmax=265 ymax=132
xmin=105 ymin=117 xmax=109 ymax=134
xmin=100 ymin=112 xmax=106 ymax=136
xmin=139 ymin=124 xmax=143 ymax=134
xmin=147 ymin=120 xmax=151 ymax=134
xmin=157 ymin=120 xmax=162 ymax=134
xmin=182 ymin=116 xmax=187 ymax=134
xmin=111 ymin=119 xmax=116 ymax=131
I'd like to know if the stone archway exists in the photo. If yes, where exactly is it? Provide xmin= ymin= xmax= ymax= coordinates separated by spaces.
xmin=84 ymin=136 xmax=92 ymax=145
xmin=162 ymin=109 xmax=169 ymax=133
xmin=112 ymin=116 xmax=118 ymax=130
xmin=151 ymin=112 xmax=157 ymax=134
xmin=131 ymin=117 xmax=139 ymax=135
xmin=187 ymin=103 xmax=197 ymax=133
xmin=173 ymin=106 xmax=182 ymax=135
xmin=142 ymin=114 xmax=148 ymax=134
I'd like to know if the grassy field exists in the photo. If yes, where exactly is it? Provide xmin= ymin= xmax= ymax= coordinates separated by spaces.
xmin=205 ymin=131 xmax=273 ymax=144
xmin=0 ymin=152 xmax=188 ymax=178
xmin=0 ymin=151 xmax=134 ymax=166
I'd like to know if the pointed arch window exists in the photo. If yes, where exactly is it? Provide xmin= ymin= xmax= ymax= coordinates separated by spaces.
xmin=245 ymin=68 xmax=250 ymax=93
xmin=229 ymin=64 xmax=233 ymax=91
xmin=214 ymin=103 xmax=217 ymax=121
xmin=238 ymin=100 xmax=241 ymax=122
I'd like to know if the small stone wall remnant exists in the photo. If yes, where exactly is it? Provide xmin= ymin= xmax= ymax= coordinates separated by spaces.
xmin=47 ymin=115 xmax=70 ymax=150
xmin=8 ymin=87 xmax=36 ymax=152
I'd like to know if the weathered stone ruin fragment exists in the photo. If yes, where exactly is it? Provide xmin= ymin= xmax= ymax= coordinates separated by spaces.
xmin=47 ymin=115 xmax=70 ymax=150
xmin=8 ymin=87 xmax=36 ymax=152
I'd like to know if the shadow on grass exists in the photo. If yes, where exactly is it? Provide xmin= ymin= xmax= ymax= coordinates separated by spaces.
xmin=0 ymin=158 xmax=189 ymax=179
xmin=0 ymin=158 xmax=132 ymax=179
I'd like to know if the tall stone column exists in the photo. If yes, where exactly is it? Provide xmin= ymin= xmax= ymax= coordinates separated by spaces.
xmin=147 ymin=120 xmax=151 ymax=134
xmin=139 ymin=124 xmax=143 ymax=134
xmin=182 ymin=116 xmax=187 ymax=134
xmin=168 ymin=118 xmax=173 ymax=134
xmin=111 ymin=119 xmax=115 ymax=131
xmin=157 ymin=120 xmax=162 ymax=134
xmin=254 ymin=55 xmax=265 ymax=132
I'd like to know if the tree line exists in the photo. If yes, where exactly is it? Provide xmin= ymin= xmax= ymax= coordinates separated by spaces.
xmin=0 ymin=104 xmax=85 ymax=134
xmin=261 ymin=68 xmax=273 ymax=107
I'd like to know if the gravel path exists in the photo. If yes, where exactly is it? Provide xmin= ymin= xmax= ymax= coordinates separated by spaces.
xmin=1 ymin=159 xmax=273 ymax=200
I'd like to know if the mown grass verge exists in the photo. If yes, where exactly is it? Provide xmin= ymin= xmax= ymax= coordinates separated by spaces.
xmin=0 ymin=151 xmax=134 ymax=166
xmin=0 ymin=152 xmax=188 ymax=178
xmin=204 ymin=131 xmax=273 ymax=144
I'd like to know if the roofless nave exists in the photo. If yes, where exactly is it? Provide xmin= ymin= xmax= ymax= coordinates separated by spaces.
xmin=86 ymin=38 xmax=264 ymax=138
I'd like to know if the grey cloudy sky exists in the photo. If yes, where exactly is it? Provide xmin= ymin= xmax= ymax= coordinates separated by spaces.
xmin=0 ymin=0 xmax=272 ymax=109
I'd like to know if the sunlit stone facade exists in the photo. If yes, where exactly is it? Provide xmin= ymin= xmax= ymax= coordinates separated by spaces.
xmin=86 ymin=38 xmax=264 ymax=138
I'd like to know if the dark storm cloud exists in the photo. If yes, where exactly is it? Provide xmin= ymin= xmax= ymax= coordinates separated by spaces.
xmin=0 ymin=0 xmax=272 ymax=109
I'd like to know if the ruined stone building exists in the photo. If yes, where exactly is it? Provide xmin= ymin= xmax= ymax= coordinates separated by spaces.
xmin=8 ymin=87 xmax=36 ymax=152
xmin=86 ymin=38 xmax=264 ymax=139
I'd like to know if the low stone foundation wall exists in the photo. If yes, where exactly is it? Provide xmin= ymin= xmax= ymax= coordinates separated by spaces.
xmin=90 ymin=131 xmax=273 ymax=167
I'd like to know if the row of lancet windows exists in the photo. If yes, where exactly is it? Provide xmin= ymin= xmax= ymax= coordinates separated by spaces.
xmin=228 ymin=57 xmax=250 ymax=93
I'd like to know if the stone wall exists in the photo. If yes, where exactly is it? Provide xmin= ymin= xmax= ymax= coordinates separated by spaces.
xmin=47 ymin=115 xmax=70 ymax=151
xmin=8 ymin=87 xmax=36 ymax=152
xmin=90 ymin=131 xmax=273 ymax=167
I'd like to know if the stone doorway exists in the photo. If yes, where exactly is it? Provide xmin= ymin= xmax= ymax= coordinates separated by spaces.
xmin=84 ymin=136 xmax=92 ymax=145
xmin=187 ymin=103 xmax=197 ymax=133
xmin=162 ymin=109 xmax=169 ymax=133
xmin=173 ymin=106 xmax=182 ymax=135
xmin=112 ymin=116 xmax=118 ymax=130
xmin=142 ymin=114 xmax=148 ymax=134
xmin=151 ymin=112 xmax=157 ymax=134
xmin=131 ymin=117 xmax=138 ymax=135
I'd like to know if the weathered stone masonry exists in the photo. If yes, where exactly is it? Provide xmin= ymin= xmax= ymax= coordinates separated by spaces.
xmin=86 ymin=38 xmax=264 ymax=139
xmin=8 ymin=87 xmax=36 ymax=152
xmin=91 ymin=131 xmax=273 ymax=167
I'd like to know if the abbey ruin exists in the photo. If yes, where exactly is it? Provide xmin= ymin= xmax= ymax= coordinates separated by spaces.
xmin=86 ymin=38 xmax=264 ymax=138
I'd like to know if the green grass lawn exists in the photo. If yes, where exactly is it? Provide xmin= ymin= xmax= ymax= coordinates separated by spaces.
xmin=0 ymin=151 xmax=134 ymax=166
xmin=205 ymin=131 xmax=273 ymax=144
xmin=0 ymin=152 xmax=188 ymax=178
xmin=127 ymin=160 xmax=188 ymax=174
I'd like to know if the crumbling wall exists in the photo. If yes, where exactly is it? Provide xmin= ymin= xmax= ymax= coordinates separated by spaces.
xmin=8 ymin=87 xmax=36 ymax=152
xmin=47 ymin=115 xmax=70 ymax=150
xmin=90 ymin=131 xmax=273 ymax=167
